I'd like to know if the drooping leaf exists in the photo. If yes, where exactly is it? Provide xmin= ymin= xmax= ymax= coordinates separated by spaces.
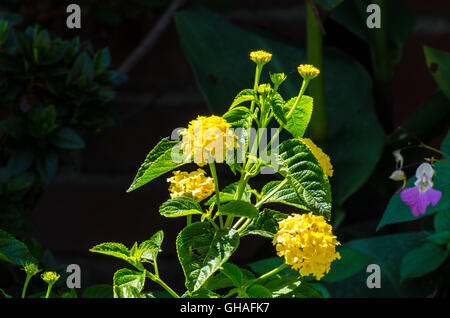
xmin=138 ymin=230 xmax=164 ymax=262
xmin=229 ymin=89 xmax=257 ymax=109
xmin=176 ymin=222 xmax=240 ymax=292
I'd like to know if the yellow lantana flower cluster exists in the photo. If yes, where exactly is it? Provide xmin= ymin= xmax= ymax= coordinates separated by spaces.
xmin=250 ymin=50 xmax=272 ymax=65
xmin=181 ymin=115 xmax=236 ymax=167
xmin=297 ymin=64 xmax=320 ymax=80
xmin=300 ymin=138 xmax=333 ymax=177
xmin=273 ymin=212 xmax=341 ymax=280
xmin=167 ymin=169 xmax=215 ymax=202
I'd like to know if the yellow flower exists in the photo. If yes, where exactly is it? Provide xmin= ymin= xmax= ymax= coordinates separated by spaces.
xmin=250 ymin=50 xmax=272 ymax=65
xmin=273 ymin=212 xmax=341 ymax=280
xmin=41 ymin=271 xmax=60 ymax=284
xmin=167 ymin=169 xmax=215 ymax=202
xmin=257 ymin=83 xmax=271 ymax=94
xmin=300 ymin=138 xmax=333 ymax=177
xmin=297 ymin=64 xmax=320 ymax=80
xmin=181 ymin=115 xmax=236 ymax=166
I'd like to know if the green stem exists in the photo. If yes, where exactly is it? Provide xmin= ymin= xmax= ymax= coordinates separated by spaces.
xmin=209 ymin=162 xmax=223 ymax=228
xmin=21 ymin=274 xmax=32 ymax=299
xmin=145 ymin=271 xmax=180 ymax=298
xmin=244 ymin=263 xmax=288 ymax=290
xmin=45 ymin=283 xmax=54 ymax=299
xmin=421 ymin=143 xmax=448 ymax=157
xmin=306 ymin=0 xmax=327 ymax=144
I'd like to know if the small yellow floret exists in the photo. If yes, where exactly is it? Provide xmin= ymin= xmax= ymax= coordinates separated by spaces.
xmin=297 ymin=64 xmax=320 ymax=79
xmin=181 ymin=115 xmax=236 ymax=166
xmin=273 ymin=212 xmax=341 ymax=280
xmin=300 ymin=138 xmax=333 ymax=177
xmin=41 ymin=271 xmax=60 ymax=284
xmin=167 ymin=169 xmax=215 ymax=202
xmin=250 ymin=50 xmax=272 ymax=64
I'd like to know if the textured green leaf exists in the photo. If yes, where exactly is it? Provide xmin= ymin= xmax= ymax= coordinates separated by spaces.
xmin=282 ymin=96 xmax=313 ymax=138
xmin=401 ymin=243 xmax=449 ymax=280
xmin=138 ymin=230 xmax=164 ymax=261
xmin=127 ymin=137 xmax=184 ymax=192
xmin=219 ymin=200 xmax=258 ymax=219
xmin=229 ymin=89 xmax=256 ymax=109
xmin=223 ymin=106 xmax=252 ymax=129
xmin=177 ymin=222 xmax=240 ymax=292
xmin=159 ymin=197 xmax=203 ymax=218
xmin=206 ymin=181 xmax=252 ymax=206
xmin=244 ymin=208 xmax=288 ymax=238
xmin=426 ymin=232 xmax=450 ymax=246
xmin=260 ymin=180 xmax=307 ymax=210
xmin=270 ymin=93 xmax=287 ymax=125
xmin=277 ymin=138 xmax=332 ymax=219
xmin=424 ymin=46 xmax=450 ymax=100
xmin=0 ymin=229 xmax=37 ymax=265
xmin=221 ymin=263 xmax=243 ymax=287
xmin=378 ymin=132 xmax=450 ymax=230
xmin=113 ymin=269 xmax=145 ymax=298
xmin=89 ymin=242 xmax=130 ymax=262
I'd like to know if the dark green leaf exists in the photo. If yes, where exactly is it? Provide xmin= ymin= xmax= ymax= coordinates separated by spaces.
xmin=219 ymin=200 xmax=258 ymax=219
xmin=127 ymin=137 xmax=185 ymax=192
xmin=221 ymin=263 xmax=243 ymax=287
xmin=51 ymin=127 xmax=85 ymax=149
xmin=138 ymin=230 xmax=164 ymax=261
xmin=277 ymin=138 xmax=332 ymax=219
xmin=82 ymin=284 xmax=113 ymax=298
xmin=0 ymin=229 xmax=37 ymax=265
xmin=113 ymin=269 xmax=145 ymax=298
xmin=37 ymin=151 xmax=59 ymax=184
xmin=159 ymin=197 xmax=203 ymax=218
xmin=177 ymin=222 xmax=240 ymax=292
xmin=246 ymin=284 xmax=272 ymax=298
xmin=424 ymin=46 xmax=450 ymax=100
xmin=435 ymin=209 xmax=450 ymax=233
xmin=282 ymin=96 xmax=313 ymax=138
xmin=322 ymin=247 xmax=373 ymax=283
xmin=401 ymin=243 xmax=449 ymax=280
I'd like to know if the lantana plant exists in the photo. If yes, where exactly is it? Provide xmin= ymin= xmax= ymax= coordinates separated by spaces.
xmin=89 ymin=50 xmax=340 ymax=298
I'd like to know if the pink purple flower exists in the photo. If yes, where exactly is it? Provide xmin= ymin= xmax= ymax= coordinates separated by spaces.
xmin=400 ymin=163 xmax=441 ymax=217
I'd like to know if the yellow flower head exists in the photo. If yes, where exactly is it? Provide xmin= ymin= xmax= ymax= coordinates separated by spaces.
xmin=41 ymin=271 xmax=60 ymax=284
xmin=181 ymin=115 xmax=236 ymax=166
xmin=300 ymin=138 xmax=333 ymax=177
xmin=167 ymin=169 xmax=215 ymax=202
xmin=250 ymin=50 xmax=272 ymax=65
xmin=273 ymin=212 xmax=341 ymax=280
xmin=297 ymin=64 xmax=320 ymax=80
xmin=257 ymin=83 xmax=271 ymax=95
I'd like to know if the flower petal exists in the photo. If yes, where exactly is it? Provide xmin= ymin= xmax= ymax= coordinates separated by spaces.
xmin=425 ymin=188 xmax=442 ymax=206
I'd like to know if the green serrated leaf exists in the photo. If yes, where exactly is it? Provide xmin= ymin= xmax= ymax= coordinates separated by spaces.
xmin=127 ymin=137 xmax=185 ymax=192
xmin=89 ymin=242 xmax=130 ymax=263
xmin=138 ymin=230 xmax=164 ymax=261
xmin=276 ymin=139 xmax=332 ymax=219
xmin=221 ymin=263 xmax=243 ymax=287
xmin=244 ymin=208 xmax=288 ymax=238
xmin=159 ymin=197 xmax=203 ymax=218
xmin=219 ymin=200 xmax=258 ymax=219
xmin=229 ymin=89 xmax=256 ymax=109
xmin=270 ymin=93 xmax=287 ymax=125
xmin=113 ymin=268 xmax=145 ymax=298
xmin=177 ymin=222 xmax=240 ymax=292
xmin=51 ymin=127 xmax=85 ymax=149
